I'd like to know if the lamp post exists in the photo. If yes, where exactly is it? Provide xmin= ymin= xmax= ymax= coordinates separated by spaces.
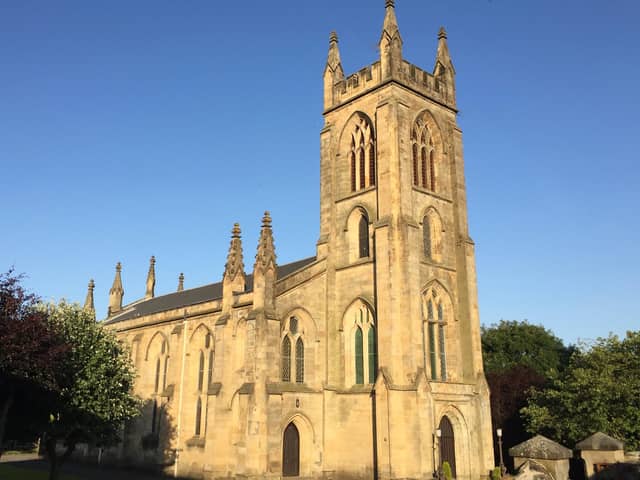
xmin=434 ymin=428 xmax=442 ymax=479
xmin=497 ymin=428 xmax=505 ymax=477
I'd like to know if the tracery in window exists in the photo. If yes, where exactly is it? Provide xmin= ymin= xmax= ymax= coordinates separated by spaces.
xmin=281 ymin=316 xmax=304 ymax=383
xmin=349 ymin=116 xmax=376 ymax=192
xmin=422 ymin=287 xmax=447 ymax=381
xmin=412 ymin=118 xmax=436 ymax=191
xmin=345 ymin=301 xmax=377 ymax=385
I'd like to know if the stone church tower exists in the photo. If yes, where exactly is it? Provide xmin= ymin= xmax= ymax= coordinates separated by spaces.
xmin=98 ymin=3 xmax=494 ymax=479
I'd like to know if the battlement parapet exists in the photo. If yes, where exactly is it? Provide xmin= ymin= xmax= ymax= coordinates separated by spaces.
xmin=329 ymin=60 xmax=455 ymax=111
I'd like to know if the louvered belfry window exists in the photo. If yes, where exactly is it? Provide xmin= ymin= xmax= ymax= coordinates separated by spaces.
xmin=349 ymin=116 xmax=376 ymax=192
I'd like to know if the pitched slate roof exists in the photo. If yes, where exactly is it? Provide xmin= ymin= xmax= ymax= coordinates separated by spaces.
xmin=103 ymin=256 xmax=316 ymax=325
xmin=508 ymin=435 xmax=572 ymax=460
xmin=576 ymin=432 xmax=624 ymax=451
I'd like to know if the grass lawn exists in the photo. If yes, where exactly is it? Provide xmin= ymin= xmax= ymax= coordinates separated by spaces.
xmin=0 ymin=464 xmax=81 ymax=480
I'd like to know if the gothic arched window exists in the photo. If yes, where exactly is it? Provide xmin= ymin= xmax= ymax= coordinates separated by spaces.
xmin=355 ymin=327 xmax=364 ymax=385
xmin=281 ymin=336 xmax=291 ymax=382
xmin=197 ymin=350 xmax=205 ymax=392
xmin=349 ymin=116 xmax=376 ymax=192
xmin=423 ymin=288 xmax=447 ymax=381
xmin=295 ymin=338 xmax=304 ymax=384
xmin=358 ymin=214 xmax=369 ymax=258
xmin=154 ymin=357 xmax=161 ymax=393
xmin=194 ymin=397 xmax=202 ymax=436
xmin=347 ymin=302 xmax=377 ymax=385
xmin=367 ymin=326 xmax=377 ymax=384
xmin=423 ymin=209 xmax=444 ymax=262
xmin=282 ymin=316 xmax=305 ymax=383
xmin=423 ymin=215 xmax=432 ymax=259
xmin=207 ymin=350 xmax=214 ymax=386
xmin=412 ymin=120 xmax=436 ymax=191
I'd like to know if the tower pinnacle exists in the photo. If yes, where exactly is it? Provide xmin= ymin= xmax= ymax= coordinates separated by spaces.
xmin=379 ymin=0 xmax=402 ymax=79
xmin=108 ymin=262 xmax=124 ymax=316
xmin=84 ymin=279 xmax=95 ymax=317
xmin=145 ymin=255 xmax=156 ymax=299
xmin=254 ymin=211 xmax=277 ymax=273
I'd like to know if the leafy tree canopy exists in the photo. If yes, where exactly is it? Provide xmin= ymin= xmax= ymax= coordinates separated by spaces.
xmin=0 ymin=269 xmax=68 ymax=457
xmin=481 ymin=320 xmax=571 ymax=378
xmin=42 ymin=301 xmax=139 ymax=479
xmin=522 ymin=331 xmax=640 ymax=451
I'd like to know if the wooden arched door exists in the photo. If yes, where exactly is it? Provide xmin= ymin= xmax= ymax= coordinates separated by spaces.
xmin=282 ymin=422 xmax=300 ymax=477
xmin=439 ymin=416 xmax=456 ymax=478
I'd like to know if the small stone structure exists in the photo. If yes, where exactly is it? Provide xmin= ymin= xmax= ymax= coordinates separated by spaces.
xmin=575 ymin=432 xmax=625 ymax=477
xmin=509 ymin=435 xmax=572 ymax=480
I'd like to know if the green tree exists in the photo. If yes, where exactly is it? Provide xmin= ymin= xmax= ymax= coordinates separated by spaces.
xmin=41 ymin=301 xmax=139 ymax=480
xmin=0 ymin=270 xmax=68 ymax=458
xmin=481 ymin=320 xmax=571 ymax=472
xmin=522 ymin=331 xmax=640 ymax=451
xmin=482 ymin=320 xmax=570 ymax=378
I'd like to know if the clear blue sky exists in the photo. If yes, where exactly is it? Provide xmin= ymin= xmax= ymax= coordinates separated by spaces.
xmin=2 ymin=0 xmax=638 ymax=345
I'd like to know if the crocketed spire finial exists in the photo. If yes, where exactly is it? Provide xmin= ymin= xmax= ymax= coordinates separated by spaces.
xmin=254 ymin=212 xmax=277 ymax=273
xmin=177 ymin=272 xmax=184 ymax=292
xmin=84 ymin=279 xmax=95 ymax=313
xmin=385 ymin=0 xmax=395 ymax=8
xmin=108 ymin=262 xmax=124 ymax=316
xmin=224 ymin=223 xmax=245 ymax=281
xmin=145 ymin=255 xmax=156 ymax=299
xmin=438 ymin=26 xmax=447 ymax=40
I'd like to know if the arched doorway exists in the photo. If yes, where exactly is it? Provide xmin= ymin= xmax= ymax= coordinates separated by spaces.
xmin=282 ymin=422 xmax=300 ymax=477
xmin=439 ymin=416 xmax=456 ymax=478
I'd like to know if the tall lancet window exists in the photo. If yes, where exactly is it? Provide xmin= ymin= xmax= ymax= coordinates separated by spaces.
xmin=423 ymin=286 xmax=448 ymax=381
xmin=412 ymin=120 xmax=436 ymax=191
xmin=349 ymin=116 xmax=376 ymax=192
xmin=190 ymin=327 xmax=213 ymax=438
xmin=348 ymin=302 xmax=377 ymax=385
xmin=358 ymin=214 xmax=369 ymax=258
xmin=281 ymin=336 xmax=291 ymax=382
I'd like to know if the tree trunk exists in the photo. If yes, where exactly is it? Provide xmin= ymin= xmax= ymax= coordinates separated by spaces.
xmin=46 ymin=436 xmax=59 ymax=480
xmin=0 ymin=385 xmax=15 ymax=460
xmin=46 ymin=434 xmax=76 ymax=480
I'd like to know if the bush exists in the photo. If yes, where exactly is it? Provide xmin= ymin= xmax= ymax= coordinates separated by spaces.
xmin=442 ymin=461 xmax=452 ymax=480
xmin=491 ymin=466 xmax=502 ymax=480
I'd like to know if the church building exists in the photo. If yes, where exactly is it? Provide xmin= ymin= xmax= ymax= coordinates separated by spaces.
xmin=93 ymin=2 xmax=495 ymax=478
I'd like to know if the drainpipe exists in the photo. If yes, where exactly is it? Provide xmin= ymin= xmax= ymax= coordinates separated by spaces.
xmin=174 ymin=310 xmax=188 ymax=478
